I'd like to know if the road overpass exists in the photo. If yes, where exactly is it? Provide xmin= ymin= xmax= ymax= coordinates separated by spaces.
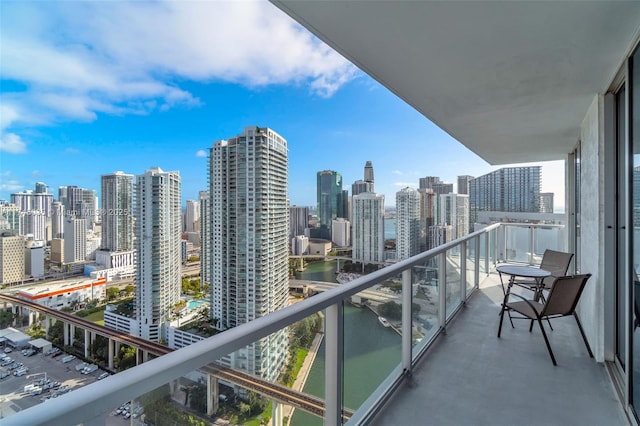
xmin=290 ymin=279 xmax=399 ymax=305
xmin=0 ymin=294 xmax=353 ymax=420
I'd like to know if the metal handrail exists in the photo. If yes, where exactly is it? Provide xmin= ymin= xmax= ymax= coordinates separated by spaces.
xmin=5 ymin=223 xmax=503 ymax=426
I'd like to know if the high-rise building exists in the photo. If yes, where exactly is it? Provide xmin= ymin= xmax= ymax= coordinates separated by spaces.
xmin=0 ymin=203 xmax=21 ymax=234
xmin=352 ymin=192 xmax=385 ymax=263
xmin=51 ymin=201 xmax=64 ymax=239
xmin=11 ymin=187 xmax=53 ymax=217
xmin=317 ymin=170 xmax=346 ymax=240
xmin=63 ymin=217 xmax=86 ymax=263
xmin=289 ymin=206 xmax=309 ymax=240
xmin=419 ymin=176 xmax=453 ymax=225
xmin=0 ymin=230 xmax=24 ymax=285
xmin=396 ymin=187 xmax=421 ymax=260
xmin=101 ymin=172 xmax=134 ymax=252
xmin=418 ymin=188 xmax=436 ymax=251
xmin=59 ymin=185 xmax=98 ymax=227
xmin=134 ymin=167 xmax=182 ymax=342
xmin=352 ymin=180 xmax=374 ymax=196
xmin=364 ymin=160 xmax=375 ymax=186
xmin=331 ymin=218 xmax=351 ymax=247
xmin=469 ymin=166 xmax=542 ymax=225
xmin=34 ymin=182 xmax=48 ymax=194
xmin=205 ymin=126 xmax=289 ymax=382
xmin=540 ymin=192 xmax=554 ymax=213
xmin=457 ymin=175 xmax=474 ymax=195
xmin=19 ymin=211 xmax=47 ymax=241
xmin=439 ymin=193 xmax=470 ymax=240
xmin=184 ymin=200 xmax=199 ymax=233
xmin=199 ymin=190 xmax=210 ymax=291
xmin=25 ymin=240 xmax=45 ymax=278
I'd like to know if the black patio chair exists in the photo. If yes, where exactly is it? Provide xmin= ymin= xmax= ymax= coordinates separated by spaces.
xmin=497 ymin=273 xmax=593 ymax=366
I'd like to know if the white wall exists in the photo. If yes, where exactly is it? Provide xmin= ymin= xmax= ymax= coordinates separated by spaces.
xmin=578 ymin=94 xmax=606 ymax=362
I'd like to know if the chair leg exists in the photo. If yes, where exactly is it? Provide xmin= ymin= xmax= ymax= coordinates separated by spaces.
xmin=538 ymin=318 xmax=557 ymax=366
xmin=529 ymin=319 xmax=534 ymax=332
xmin=574 ymin=312 xmax=594 ymax=358
xmin=498 ymin=305 xmax=506 ymax=338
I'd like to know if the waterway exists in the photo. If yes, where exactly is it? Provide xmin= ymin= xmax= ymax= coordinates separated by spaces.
xmin=291 ymin=261 xmax=401 ymax=426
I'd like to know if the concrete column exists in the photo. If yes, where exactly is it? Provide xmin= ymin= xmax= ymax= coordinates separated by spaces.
xmin=272 ymin=401 xmax=282 ymax=426
xmin=207 ymin=374 xmax=219 ymax=416
xmin=402 ymin=269 xmax=412 ymax=372
xmin=108 ymin=339 xmax=114 ymax=370
xmin=44 ymin=315 xmax=50 ymax=338
xmin=69 ymin=324 xmax=75 ymax=346
xmin=136 ymin=348 xmax=141 ymax=366
xmin=63 ymin=322 xmax=70 ymax=346
xmin=84 ymin=329 xmax=90 ymax=358
xmin=325 ymin=303 xmax=343 ymax=426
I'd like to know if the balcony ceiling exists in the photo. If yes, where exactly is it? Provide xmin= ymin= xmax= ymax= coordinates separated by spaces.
xmin=271 ymin=1 xmax=640 ymax=165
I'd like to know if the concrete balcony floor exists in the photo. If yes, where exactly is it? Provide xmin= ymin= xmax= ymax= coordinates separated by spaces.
xmin=371 ymin=272 xmax=628 ymax=426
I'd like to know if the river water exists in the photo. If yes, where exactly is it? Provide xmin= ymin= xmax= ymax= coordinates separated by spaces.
xmin=290 ymin=261 xmax=401 ymax=426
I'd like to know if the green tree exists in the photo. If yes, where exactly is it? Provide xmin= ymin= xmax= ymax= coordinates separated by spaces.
xmin=0 ymin=310 xmax=15 ymax=328
xmin=378 ymin=301 xmax=402 ymax=320
xmin=48 ymin=321 xmax=64 ymax=345
xmin=106 ymin=287 xmax=120 ymax=301
xmin=124 ymin=285 xmax=135 ymax=296
xmin=117 ymin=345 xmax=137 ymax=371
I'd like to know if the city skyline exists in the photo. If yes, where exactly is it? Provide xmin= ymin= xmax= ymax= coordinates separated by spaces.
xmin=0 ymin=1 xmax=564 ymax=210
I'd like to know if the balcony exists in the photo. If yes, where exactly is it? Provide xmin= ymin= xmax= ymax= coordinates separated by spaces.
xmin=4 ymin=224 xmax=627 ymax=425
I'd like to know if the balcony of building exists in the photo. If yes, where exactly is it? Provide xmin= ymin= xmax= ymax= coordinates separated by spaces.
xmin=4 ymin=223 xmax=629 ymax=426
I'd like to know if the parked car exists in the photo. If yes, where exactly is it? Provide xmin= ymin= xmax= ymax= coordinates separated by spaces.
xmin=14 ymin=367 xmax=28 ymax=376
xmin=4 ymin=347 xmax=12 ymax=353
xmin=1 ymin=358 xmax=13 ymax=366
xmin=97 ymin=372 xmax=109 ymax=380
xmin=61 ymin=355 xmax=76 ymax=363
xmin=0 ymin=371 xmax=10 ymax=379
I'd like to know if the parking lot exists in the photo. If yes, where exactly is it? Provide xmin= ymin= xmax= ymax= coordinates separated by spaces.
xmin=0 ymin=347 xmax=111 ymax=418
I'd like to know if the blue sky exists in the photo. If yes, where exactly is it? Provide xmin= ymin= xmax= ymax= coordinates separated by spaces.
xmin=0 ymin=1 xmax=564 ymax=210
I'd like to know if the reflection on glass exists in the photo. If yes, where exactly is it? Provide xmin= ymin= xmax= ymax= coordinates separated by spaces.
xmin=411 ymin=261 xmax=440 ymax=358
xmin=466 ymin=240 xmax=476 ymax=293
xmin=504 ymin=225 xmax=531 ymax=263
xmin=631 ymin=44 xmax=640 ymax=416
xmin=445 ymin=249 xmax=462 ymax=318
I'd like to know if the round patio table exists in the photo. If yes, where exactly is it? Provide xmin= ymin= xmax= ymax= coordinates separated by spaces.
xmin=496 ymin=265 xmax=551 ymax=300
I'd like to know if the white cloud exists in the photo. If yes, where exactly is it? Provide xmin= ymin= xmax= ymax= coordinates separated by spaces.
xmin=0 ymin=133 xmax=27 ymax=154
xmin=195 ymin=150 xmax=207 ymax=158
xmin=65 ymin=147 xmax=80 ymax=154
xmin=394 ymin=182 xmax=418 ymax=188
xmin=0 ymin=173 xmax=23 ymax=192
xmin=0 ymin=1 xmax=358 ymax=137
xmin=392 ymin=170 xmax=403 ymax=175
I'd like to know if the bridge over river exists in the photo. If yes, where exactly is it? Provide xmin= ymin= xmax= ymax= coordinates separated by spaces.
xmin=289 ymin=279 xmax=399 ymax=305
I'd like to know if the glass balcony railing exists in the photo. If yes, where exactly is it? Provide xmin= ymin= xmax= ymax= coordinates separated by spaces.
xmin=3 ymin=222 xmax=566 ymax=426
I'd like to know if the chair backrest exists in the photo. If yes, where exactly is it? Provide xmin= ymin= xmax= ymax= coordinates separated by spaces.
xmin=542 ymin=274 xmax=592 ymax=317
xmin=540 ymin=249 xmax=574 ymax=278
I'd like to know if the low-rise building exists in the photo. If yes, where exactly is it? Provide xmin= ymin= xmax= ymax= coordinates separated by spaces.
xmin=17 ymin=276 xmax=107 ymax=309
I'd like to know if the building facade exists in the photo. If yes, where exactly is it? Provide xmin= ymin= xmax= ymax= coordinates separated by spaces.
xmin=457 ymin=175 xmax=474 ymax=195
xmin=134 ymin=167 xmax=182 ymax=342
xmin=289 ymin=205 xmax=309 ymax=240
xmin=101 ymin=171 xmax=134 ymax=252
xmin=352 ymin=192 xmax=385 ymax=263
xmin=439 ymin=193 xmax=470 ymax=240
xmin=205 ymin=126 xmax=289 ymax=382
xmin=0 ymin=231 xmax=24 ymax=285
xmin=396 ymin=187 xmax=421 ymax=260
xmin=469 ymin=166 xmax=542 ymax=224
xmin=317 ymin=170 xmax=346 ymax=240
xmin=63 ymin=217 xmax=86 ymax=263
xmin=331 ymin=218 xmax=350 ymax=247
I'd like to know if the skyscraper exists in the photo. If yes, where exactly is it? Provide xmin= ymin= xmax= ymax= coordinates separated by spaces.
xmin=63 ymin=217 xmax=86 ymax=263
xmin=101 ymin=172 xmax=134 ymax=252
xmin=317 ymin=170 xmax=345 ymax=240
xmin=199 ymin=190 xmax=210 ymax=291
xmin=289 ymin=205 xmax=309 ymax=240
xmin=364 ymin=161 xmax=374 ymax=186
xmin=205 ymin=126 xmax=288 ymax=382
xmin=457 ymin=175 xmax=474 ymax=195
xmin=0 ymin=230 xmax=24 ymax=285
xmin=51 ymin=201 xmax=64 ymax=239
xmin=418 ymin=188 xmax=436 ymax=251
xmin=469 ymin=167 xmax=542 ymax=225
xmin=439 ymin=193 xmax=470 ymax=240
xmin=184 ymin=199 xmax=200 ymax=233
xmin=352 ymin=180 xmax=374 ymax=196
xmin=352 ymin=192 xmax=385 ymax=263
xmin=134 ymin=167 xmax=182 ymax=342
xmin=396 ymin=187 xmax=421 ymax=260
xmin=540 ymin=192 xmax=554 ymax=213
